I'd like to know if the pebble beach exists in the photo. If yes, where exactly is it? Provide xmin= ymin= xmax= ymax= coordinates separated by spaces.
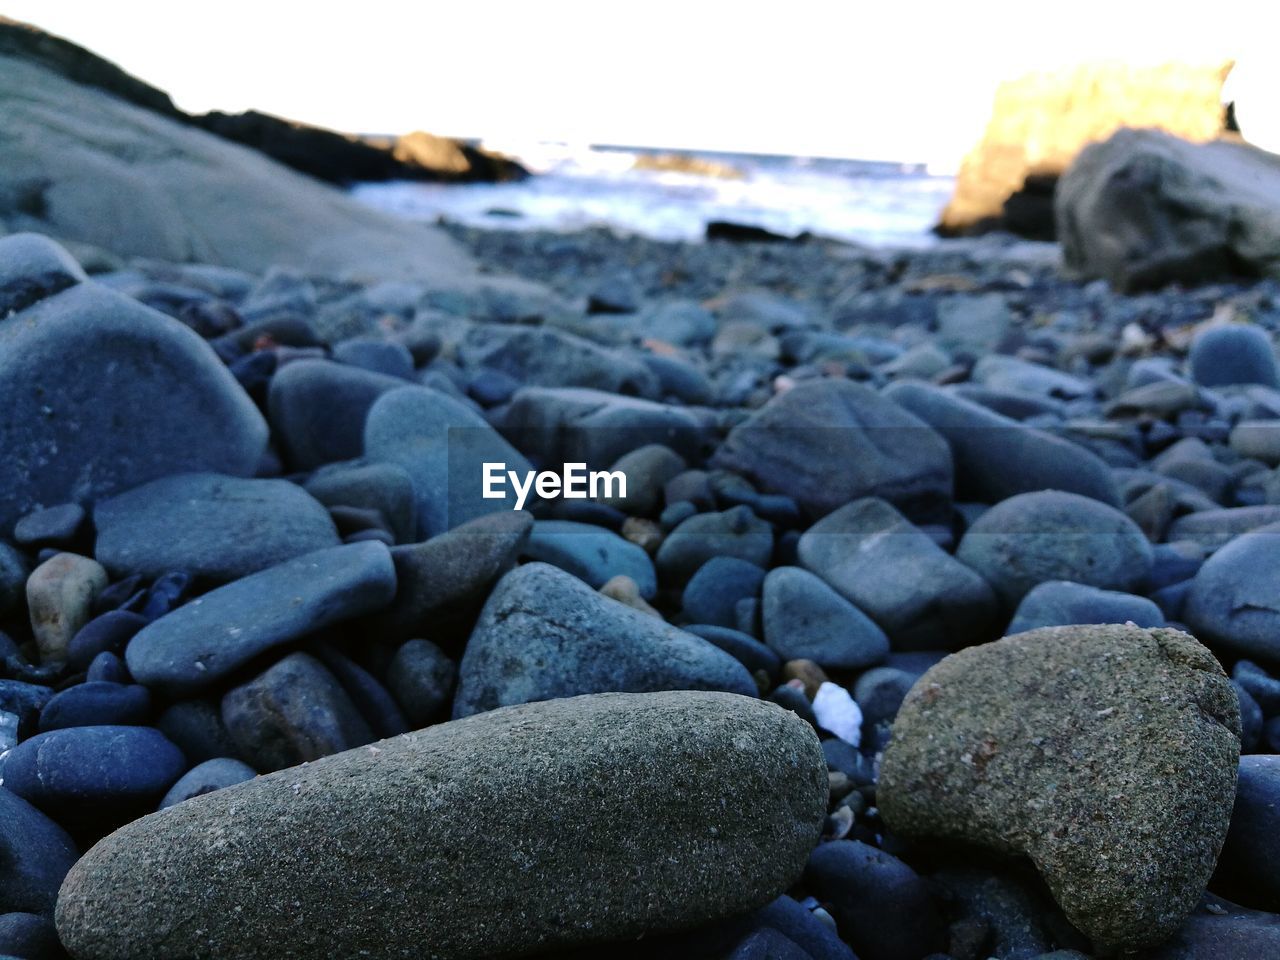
xmin=5 ymin=14 xmax=1280 ymax=960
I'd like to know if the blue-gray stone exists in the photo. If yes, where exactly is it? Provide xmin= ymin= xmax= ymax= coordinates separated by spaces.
xmin=222 ymin=653 xmax=374 ymax=773
xmin=0 ymin=282 xmax=267 ymax=533
xmin=797 ymin=497 xmax=998 ymax=650
xmin=656 ymin=506 xmax=774 ymax=582
xmin=683 ymin=557 xmax=767 ymax=628
xmin=712 ymin=379 xmax=953 ymax=521
xmin=956 ymin=491 xmax=1154 ymax=606
xmin=1186 ymin=525 xmax=1280 ymax=661
xmin=304 ymin=461 xmax=418 ymax=546
xmin=386 ymin=639 xmax=457 ymax=728
xmin=126 ymin=542 xmax=397 ymax=695
xmin=762 ymin=567 xmax=889 ymax=670
xmin=0 ymin=233 xmax=86 ymax=318
xmin=884 ymin=380 xmax=1121 ymax=507
xmin=158 ymin=757 xmax=257 ymax=810
xmin=38 ymin=682 xmax=151 ymax=732
xmin=498 ymin=386 xmax=708 ymax=470
xmin=332 ymin=338 xmax=416 ymax=380
xmin=453 ymin=563 xmax=756 ymax=717
xmin=1008 ymin=581 xmax=1165 ymax=634
xmin=365 ymin=386 xmax=531 ymax=538
xmin=0 ymin=681 xmax=53 ymax=741
xmin=1214 ymin=756 xmax=1280 ymax=909
xmin=13 ymin=503 xmax=86 ymax=549
xmin=1189 ymin=325 xmax=1278 ymax=388
xmin=94 ymin=473 xmax=339 ymax=581
xmin=3 ymin=725 xmax=185 ymax=831
xmin=268 ymin=359 xmax=406 ymax=470
xmin=684 ymin=624 xmax=781 ymax=677
xmin=458 ymin=325 xmax=658 ymax=396
xmin=0 ymin=543 xmax=27 ymax=618
xmin=67 ymin=611 xmax=149 ymax=671
xmin=523 ymin=520 xmax=657 ymax=599
xmin=0 ymin=787 xmax=79 ymax=915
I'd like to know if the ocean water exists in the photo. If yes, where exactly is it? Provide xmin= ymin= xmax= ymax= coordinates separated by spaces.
xmin=350 ymin=144 xmax=955 ymax=248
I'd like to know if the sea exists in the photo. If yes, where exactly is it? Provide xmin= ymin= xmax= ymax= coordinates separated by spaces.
xmin=350 ymin=143 xmax=955 ymax=248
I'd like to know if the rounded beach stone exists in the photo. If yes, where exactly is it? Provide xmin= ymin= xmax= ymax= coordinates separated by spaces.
xmin=1185 ymin=526 xmax=1280 ymax=661
xmin=158 ymin=758 xmax=258 ymax=810
xmin=0 ymin=232 xmax=87 ymax=317
xmin=55 ymin=691 xmax=827 ymax=960
xmin=0 ymin=787 xmax=79 ymax=915
xmin=955 ymin=490 xmax=1153 ymax=607
xmin=125 ymin=542 xmax=396 ymax=695
xmin=453 ymin=562 xmax=756 ymax=717
xmin=878 ymin=624 xmax=1240 ymax=952
xmin=1007 ymin=580 xmax=1164 ymax=634
xmin=1212 ymin=756 xmax=1280 ymax=910
xmin=1188 ymin=324 xmax=1278 ymax=388
xmin=761 ymin=567 xmax=888 ymax=670
xmin=0 ymin=283 xmax=267 ymax=533
xmin=93 ymin=473 xmax=339 ymax=581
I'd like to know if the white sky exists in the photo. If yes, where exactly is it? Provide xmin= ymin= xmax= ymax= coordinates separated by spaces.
xmin=6 ymin=1 xmax=1275 ymax=168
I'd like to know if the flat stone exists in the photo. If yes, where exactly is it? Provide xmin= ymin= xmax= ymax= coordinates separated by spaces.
xmin=125 ymin=542 xmax=396 ymax=695
xmin=711 ymin=379 xmax=953 ymax=521
xmin=453 ymin=563 xmax=756 ymax=717
xmin=879 ymin=624 xmax=1240 ymax=951
xmin=797 ymin=497 xmax=998 ymax=649
xmin=0 ymin=283 xmax=267 ymax=533
xmin=1008 ymin=581 xmax=1164 ymax=633
xmin=55 ymin=691 xmax=827 ymax=960
xmin=303 ymin=461 xmax=417 ymax=545
xmin=93 ymin=473 xmax=339 ymax=581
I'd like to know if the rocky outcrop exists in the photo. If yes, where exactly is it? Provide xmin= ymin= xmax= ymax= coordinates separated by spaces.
xmin=198 ymin=114 xmax=528 ymax=185
xmin=0 ymin=53 xmax=473 ymax=279
xmin=0 ymin=17 xmax=526 ymax=189
xmin=1056 ymin=128 xmax=1280 ymax=291
xmin=938 ymin=61 xmax=1233 ymax=239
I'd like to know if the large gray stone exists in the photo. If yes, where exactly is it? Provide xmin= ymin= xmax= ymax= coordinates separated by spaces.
xmin=55 ymin=691 xmax=827 ymax=960
xmin=880 ymin=625 xmax=1240 ymax=952
xmin=125 ymin=542 xmax=396 ymax=695
xmin=453 ymin=562 xmax=756 ymax=717
xmin=797 ymin=497 xmax=999 ymax=649
xmin=712 ymin=379 xmax=953 ymax=521
xmin=1057 ymin=128 xmax=1280 ymax=291
xmin=0 ymin=283 xmax=267 ymax=533
xmin=364 ymin=386 xmax=531 ymax=539
xmin=0 ymin=51 xmax=473 ymax=282
xmin=93 ymin=473 xmax=339 ymax=582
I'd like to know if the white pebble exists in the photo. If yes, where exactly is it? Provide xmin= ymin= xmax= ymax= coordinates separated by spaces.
xmin=812 ymin=681 xmax=862 ymax=746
